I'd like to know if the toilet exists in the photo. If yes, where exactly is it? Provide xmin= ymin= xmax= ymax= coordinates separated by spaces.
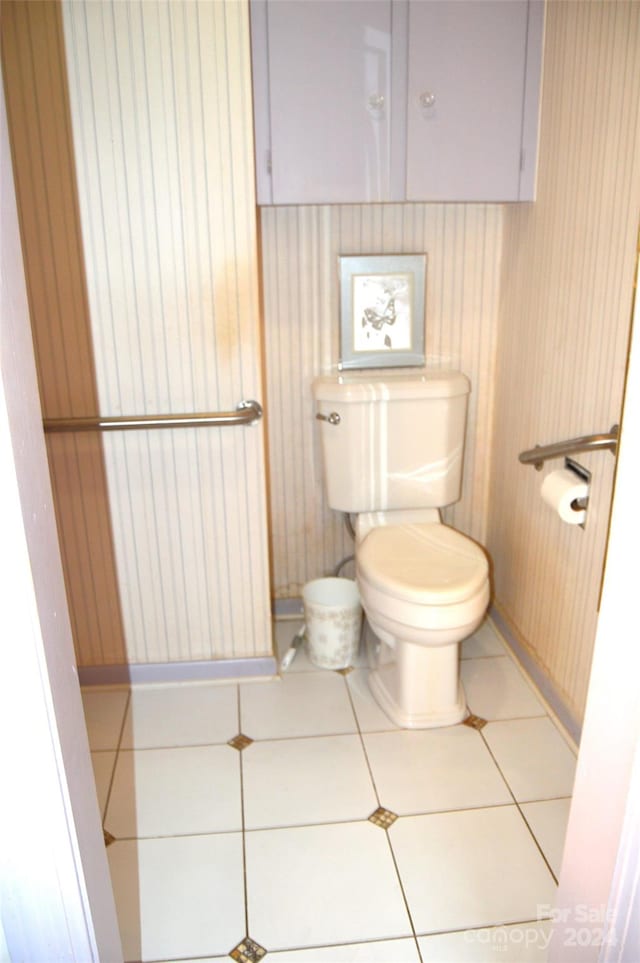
xmin=313 ymin=370 xmax=490 ymax=729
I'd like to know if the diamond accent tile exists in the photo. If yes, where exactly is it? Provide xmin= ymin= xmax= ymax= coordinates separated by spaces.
xmin=230 ymin=936 xmax=267 ymax=962
xmin=104 ymin=829 xmax=116 ymax=847
xmin=463 ymin=713 xmax=488 ymax=731
xmin=368 ymin=806 xmax=398 ymax=830
xmin=228 ymin=734 xmax=254 ymax=752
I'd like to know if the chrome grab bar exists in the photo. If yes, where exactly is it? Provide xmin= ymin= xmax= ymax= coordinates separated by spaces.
xmin=519 ymin=424 xmax=619 ymax=470
xmin=43 ymin=399 xmax=263 ymax=434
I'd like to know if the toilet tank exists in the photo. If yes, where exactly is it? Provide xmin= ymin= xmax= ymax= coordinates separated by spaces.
xmin=313 ymin=370 xmax=470 ymax=513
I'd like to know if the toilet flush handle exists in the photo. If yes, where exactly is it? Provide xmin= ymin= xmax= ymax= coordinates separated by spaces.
xmin=316 ymin=411 xmax=341 ymax=426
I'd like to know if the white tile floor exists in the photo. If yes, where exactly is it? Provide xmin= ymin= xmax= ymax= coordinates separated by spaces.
xmin=82 ymin=618 xmax=576 ymax=963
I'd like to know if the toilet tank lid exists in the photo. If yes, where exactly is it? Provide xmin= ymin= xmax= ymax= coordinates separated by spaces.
xmin=313 ymin=370 xmax=470 ymax=402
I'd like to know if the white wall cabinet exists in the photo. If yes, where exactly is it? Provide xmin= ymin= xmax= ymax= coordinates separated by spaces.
xmin=250 ymin=0 xmax=544 ymax=205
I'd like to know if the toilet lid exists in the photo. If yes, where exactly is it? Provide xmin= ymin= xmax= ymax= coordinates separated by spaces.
xmin=358 ymin=524 xmax=488 ymax=605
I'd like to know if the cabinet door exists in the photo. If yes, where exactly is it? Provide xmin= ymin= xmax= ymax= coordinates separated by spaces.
xmin=258 ymin=0 xmax=392 ymax=204
xmin=406 ymin=0 xmax=531 ymax=201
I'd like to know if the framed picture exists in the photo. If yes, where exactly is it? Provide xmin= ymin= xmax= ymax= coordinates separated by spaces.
xmin=339 ymin=254 xmax=426 ymax=370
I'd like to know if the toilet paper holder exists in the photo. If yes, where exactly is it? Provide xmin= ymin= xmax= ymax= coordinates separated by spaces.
xmin=540 ymin=457 xmax=591 ymax=529
xmin=565 ymin=457 xmax=590 ymax=525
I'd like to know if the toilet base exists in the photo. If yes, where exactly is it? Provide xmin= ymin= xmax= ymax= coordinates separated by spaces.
xmin=368 ymin=635 xmax=468 ymax=729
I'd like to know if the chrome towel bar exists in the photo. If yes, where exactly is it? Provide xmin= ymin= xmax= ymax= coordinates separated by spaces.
xmin=519 ymin=424 xmax=619 ymax=470
xmin=43 ymin=399 xmax=263 ymax=434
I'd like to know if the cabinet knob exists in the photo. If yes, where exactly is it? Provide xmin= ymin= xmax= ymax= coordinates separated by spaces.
xmin=419 ymin=91 xmax=436 ymax=110
xmin=367 ymin=93 xmax=385 ymax=115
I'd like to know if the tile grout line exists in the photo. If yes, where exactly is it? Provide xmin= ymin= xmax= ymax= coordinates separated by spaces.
xmin=102 ymin=689 xmax=132 ymax=832
xmin=106 ymin=797 xmax=552 ymax=844
xmin=343 ymin=674 xmax=425 ymax=963
xmin=146 ymin=932 xmax=434 ymax=963
xmin=414 ymin=913 xmax=556 ymax=943
xmin=236 ymin=683 xmax=252 ymax=946
xmin=478 ymin=724 xmax=560 ymax=886
xmin=97 ymin=710 xmax=560 ymax=755
xmin=516 ymin=804 xmax=562 ymax=886
xmin=102 ymin=796 xmax=556 ymax=842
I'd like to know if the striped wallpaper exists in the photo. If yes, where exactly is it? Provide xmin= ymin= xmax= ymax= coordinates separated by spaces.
xmin=488 ymin=0 xmax=640 ymax=724
xmin=4 ymin=0 xmax=272 ymax=667
xmin=60 ymin=0 xmax=272 ymax=666
xmin=261 ymin=203 xmax=504 ymax=598
xmin=63 ymin=2 xmax=271 ymax=663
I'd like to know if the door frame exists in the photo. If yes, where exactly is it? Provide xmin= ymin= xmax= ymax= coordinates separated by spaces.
xmin=2 ymin=34 xmax=639 ymax=958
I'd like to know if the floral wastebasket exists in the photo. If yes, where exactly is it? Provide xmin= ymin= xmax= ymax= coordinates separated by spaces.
xmin=302 ymin=577 xmax=362 ymax=670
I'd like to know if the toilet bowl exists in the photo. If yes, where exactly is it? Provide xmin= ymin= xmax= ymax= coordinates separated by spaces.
xmin=357 ymin=519 xmax=490 ymax=727
xmin=313 ymin=369 xmax=491 ymax=728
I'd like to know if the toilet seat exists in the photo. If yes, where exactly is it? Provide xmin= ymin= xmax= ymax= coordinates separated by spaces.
xmin=357 ymin=523 xmax=489 ymax=605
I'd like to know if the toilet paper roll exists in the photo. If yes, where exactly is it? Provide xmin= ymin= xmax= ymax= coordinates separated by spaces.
xmin=541 ymin=469 xmax=589 ymax=525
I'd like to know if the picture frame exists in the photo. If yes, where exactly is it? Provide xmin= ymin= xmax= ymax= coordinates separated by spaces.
xmin=339 ymin=254 xmax=426 ymax=370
